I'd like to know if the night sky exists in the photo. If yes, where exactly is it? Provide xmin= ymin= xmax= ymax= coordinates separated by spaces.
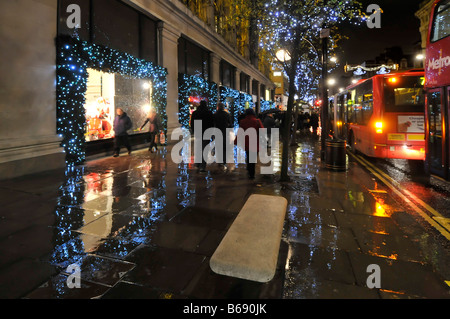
xmin=331 ymin=0 xmax=426 ymax=85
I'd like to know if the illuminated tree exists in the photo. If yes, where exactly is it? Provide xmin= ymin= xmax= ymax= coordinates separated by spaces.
xmin=257 ymin=0 xmax=363 ymax=181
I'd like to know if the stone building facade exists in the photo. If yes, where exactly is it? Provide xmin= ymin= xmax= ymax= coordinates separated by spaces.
xmin=0 ymin=0 xmax=275 ymax=179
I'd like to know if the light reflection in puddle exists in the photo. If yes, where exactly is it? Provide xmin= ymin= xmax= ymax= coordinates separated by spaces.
xmin=50 ymin=157 xmax=169 ymax=269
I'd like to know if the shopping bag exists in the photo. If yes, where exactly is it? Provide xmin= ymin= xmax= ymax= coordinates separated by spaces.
xmin=160 ymin=132 xmax=166 ymax=145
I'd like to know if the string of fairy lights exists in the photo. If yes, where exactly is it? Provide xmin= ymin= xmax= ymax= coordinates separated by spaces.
xmin=257 ymin=0 xmax=363 ymax=104
xmin=56 ymin=35 xmax=168 ymax=166
xmin=57 ymin=35 xmax=277 ymax=166
xmin=178 ymin=73 xmax=274 ymax=130
xmin=178 ymin=73 xmax=218 ymax=129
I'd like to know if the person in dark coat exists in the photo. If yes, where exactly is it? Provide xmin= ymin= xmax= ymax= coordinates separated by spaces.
xmin=297 ymin=112 xmax=305 ymax=131
xmin=310 ymin=112 xmax=320 ymax=135
xmin=113 ymin=108 xmax=132 ymax=157
xmin=191 ymin=100 xmax=214 ymax=172
xmin=239 ymin=108 xmax=264 ymax=179
xmin=214 ymin=103 xmax=232 ymax=165
xmin=263 ymin=113 xmax=275 ymax=147
xmin=140 ymin=109 xmax=161 ymax=153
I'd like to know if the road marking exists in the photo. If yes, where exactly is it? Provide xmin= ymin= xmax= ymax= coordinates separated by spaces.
xmin=357 ymin=155 xmax=448 ymax=223
xmin=348 ymin=152 xmax=450 ymax=241
xmin=434 ymin=217 xmax=450 ymax=232
xmin=356 ymin=155 xmax=446 ymax=220
xmin=368 ymin=189 xmax=388 ymax=194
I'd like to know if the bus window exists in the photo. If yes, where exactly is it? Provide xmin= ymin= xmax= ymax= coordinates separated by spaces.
xmin=347 ymin=90 xmax=356 ymax=123
xmin=335 ymin=94 xmax=346 ymax=138
xmin=357 ymin=79 xmax=373 ymax=125
xmin=431 ymin=0 xmax=450 ymax=42
xmin=362 ymin=92 xmax=374 ymax=125
xmin=384 ymin=76 xmax=425 ymax=113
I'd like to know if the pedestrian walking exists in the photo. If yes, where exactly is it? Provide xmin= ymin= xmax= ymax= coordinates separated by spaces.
xmin=303 ymin=112 xmax=311 ymax=131
xmin=140 ymin=108 xmax=161 ymax=153
xmin=297 ymin=112 xmax=305 ymax=131
xmin=113 ymin=108 xmax=132 ymax=157
xmin=310 ymin=112 xmax=319 ymax=135
xmin=214 ymin=103 xmax=232 ymax=165
xmin=191 ymin=100 xmax=214 ymax=172
xmin=239 ymin=108 xmax=264 ymax=179
xmin=263 ymin=113 xmax=275 ymax=147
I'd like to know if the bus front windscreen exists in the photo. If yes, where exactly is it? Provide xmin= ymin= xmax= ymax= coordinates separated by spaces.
xmin=384 ymin=76 xmax=425 ymax=113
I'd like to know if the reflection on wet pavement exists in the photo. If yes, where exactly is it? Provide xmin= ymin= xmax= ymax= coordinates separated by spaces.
xmin=0 ymin=133 xmax=449 ymax=299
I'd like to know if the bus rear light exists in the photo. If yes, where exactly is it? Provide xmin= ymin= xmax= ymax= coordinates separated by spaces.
xmin=388 ymin=77 xmax=398 ymax=84
xmin=375 ymin=122 xmax=383 ymax=134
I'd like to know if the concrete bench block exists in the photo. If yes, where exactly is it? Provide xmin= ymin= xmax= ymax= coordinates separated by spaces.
xmin=210 ymin=194 xmax=288 ymax=283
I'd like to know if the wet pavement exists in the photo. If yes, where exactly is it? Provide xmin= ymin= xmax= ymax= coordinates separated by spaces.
xmin=0 ymin=132 xmax=449 ymax=299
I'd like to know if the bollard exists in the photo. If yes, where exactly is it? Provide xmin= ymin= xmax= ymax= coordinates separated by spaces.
xmin=325 ymin=139 xmax=347 ymax=171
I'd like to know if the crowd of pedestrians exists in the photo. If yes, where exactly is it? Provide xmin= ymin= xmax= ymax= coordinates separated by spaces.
xmin=190 ymin=100 xmax=264 ymax=179
xmin=111 ymin=102 xmax=320 ymax=179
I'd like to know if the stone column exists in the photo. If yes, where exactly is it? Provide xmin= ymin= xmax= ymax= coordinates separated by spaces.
xmin=158 ymin=22 xmax=181 ymax=138
xmin=235 ymin=70 xmax=241 ymax=92
xmin=210 ymin=52 xmax=221 ymax=85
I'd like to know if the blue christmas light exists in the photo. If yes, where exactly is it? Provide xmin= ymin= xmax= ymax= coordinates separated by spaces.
xmin=57 ymin=35 xmax=168 ymax=165
xmin=178 ymin=73 xmax=218 ymax=129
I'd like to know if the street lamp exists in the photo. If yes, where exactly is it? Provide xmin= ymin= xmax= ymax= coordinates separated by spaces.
xmin=276 ymin=49 xmax=292 ymax=62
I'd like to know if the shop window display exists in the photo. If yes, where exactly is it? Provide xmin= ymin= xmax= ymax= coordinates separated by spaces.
xmin=84 ymin=69 xmax=154 ymax=142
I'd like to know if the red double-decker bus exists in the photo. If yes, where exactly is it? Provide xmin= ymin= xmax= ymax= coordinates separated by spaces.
xmin=332 ymin=70 xmax=426 ymax=160
xmin=425 ymin=0 xmax=450 ymax=180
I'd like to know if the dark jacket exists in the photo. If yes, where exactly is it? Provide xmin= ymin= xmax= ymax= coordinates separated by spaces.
xmin=310 ymin=113 xmax=319 ymax=128
xmin=191 ymin=105 xmax=214 ymax=135
xmin=114 ymin=112 xmax=132 ymax=136
xmin=141 ymin=114 xmax=161 ymax=133
xmin=214 ymin=110 xmax=232 ymax=132
xmin=263 ymin=115 xmax=275 ymax=135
